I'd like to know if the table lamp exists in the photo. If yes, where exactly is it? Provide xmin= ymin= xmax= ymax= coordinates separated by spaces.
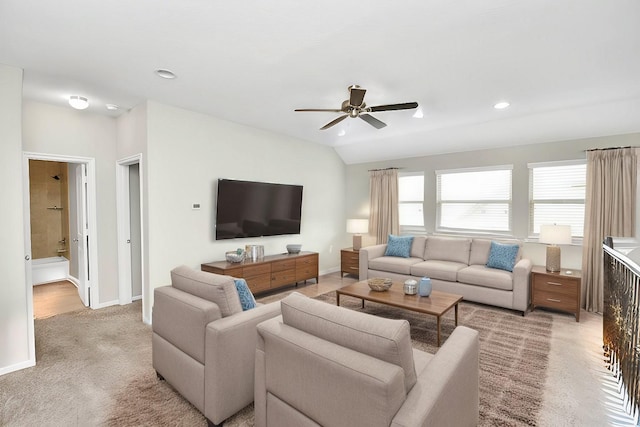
xmin=539 ymin=224 xmax=572 ymax=272
xmin=347 ymin=219 xmax=369 ymax=251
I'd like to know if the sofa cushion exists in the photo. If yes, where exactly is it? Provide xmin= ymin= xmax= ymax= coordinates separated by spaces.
xmin=469 ymin=238 xmax=522 ymax=266
xmin=410 ymin=236 xmax=427 ymax=259
xmin=425 ymin=236 xmax=472 ymax=265
xmin=280 ymin=292 xmax=417 ymax=394
xmin=486 ymin=241 xmax=520 ymax=272
xmin=171 ymin=265 xmax=242 ymax=317
xmin=369 ymin=256 xmax=424 ymax=275
xmin=384 ymin=235 xmax=414 ymax=258
xmin=457 ymin=265 xmax=514 ymax=291
xmin=410 ymin=260 xmax=467 ymax=282
xmin=233 ymin=278 xmax=257 ymax=311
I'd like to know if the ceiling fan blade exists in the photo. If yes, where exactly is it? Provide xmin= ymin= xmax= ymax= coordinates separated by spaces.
xmin=295 ymin=108 xmax=343 ymax=112
xmin=367 ymin=102 xmax=419 ymax=112
xmin=320 ymin=115 xmax=348 ymax=130
xmin=359 ymin=114 xmax=387 ymax=129
xmin=349 ymin=87 xmax=366 ymax=107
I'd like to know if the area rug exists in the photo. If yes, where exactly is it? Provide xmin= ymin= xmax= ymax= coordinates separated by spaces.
xmin=0 ymin=294 xmax=553 ymax=426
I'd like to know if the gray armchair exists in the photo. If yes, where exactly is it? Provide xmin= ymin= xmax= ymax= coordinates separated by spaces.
xmin=255 ymin=292 xmax=479 ymax=427
xmin=152 ymin=266 xmax=281 ymax=426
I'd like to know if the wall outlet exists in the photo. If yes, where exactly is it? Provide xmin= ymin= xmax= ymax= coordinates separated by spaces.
xmin=192 ymin=203 xmax=201 ymax=210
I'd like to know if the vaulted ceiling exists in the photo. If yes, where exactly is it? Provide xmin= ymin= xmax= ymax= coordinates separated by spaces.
xmin=1 ymin=1 xmax=639 ymax=164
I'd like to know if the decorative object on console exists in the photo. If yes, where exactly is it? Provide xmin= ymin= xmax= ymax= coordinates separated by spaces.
xmin=367 ymin=277 xmax=392 ymax=291
xmin=486 ymin=241 xmax=520 ymax=272
xmin=286 ymin=244 xmax=302 ymax=254
xmin=384 ymin=234 xmax=414 ymax=258
xmin=539 ymin=224 xmax=572 ymax=272
xmin=346 ymin=218 xmax=369 ymax=251
xmin=225 ymin=249 xmax=245 ymax=263
xmin=419 ymin=277 xmax=432 ymax=297
xmin=404 ymin=279 xmax=418 ymax=295
xmin=245 ymin=244 xmax=264 ymax=261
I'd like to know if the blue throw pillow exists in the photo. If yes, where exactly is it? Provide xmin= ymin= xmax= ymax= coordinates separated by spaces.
xmin=486 ymin=241 xmax=520 ymax=272
xmin=384 ymin=235 xmax=414 ymax=258
xmin=234 ymin=279 xmax=257 ymax=311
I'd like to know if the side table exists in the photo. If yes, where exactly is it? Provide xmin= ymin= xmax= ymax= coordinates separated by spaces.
xmin=340 ymin=248 xmax=360 ymax=278
xmin=530 ymin=265 xmax=581 ymax=322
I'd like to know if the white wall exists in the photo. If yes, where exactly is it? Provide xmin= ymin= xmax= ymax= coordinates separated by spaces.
xmin=346 ymin=133 xmax=640 ymax=270
xmin=22 ymin=101 xmax=120 ymax=304
xmin=144 ymin=101 xmax=347 ymax=320
xmin=0 ymin=64 xmax=30 ymax=375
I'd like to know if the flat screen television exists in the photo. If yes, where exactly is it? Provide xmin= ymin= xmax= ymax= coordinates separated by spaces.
xmin=215 ymin=179 xmax=303 ymax=240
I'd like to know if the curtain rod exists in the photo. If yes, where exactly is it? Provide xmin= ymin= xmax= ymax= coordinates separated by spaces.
xmin=368 ymin=167 xmax=403 ymax=172
xmin=584 ymin=146 xmax=639 ymax=152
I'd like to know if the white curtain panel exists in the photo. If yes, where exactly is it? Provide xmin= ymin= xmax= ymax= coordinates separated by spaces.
xmin=582 ymin=147 xmax=637 ymax=313
xmin=369 ymin=169 xmax=399 ymax=244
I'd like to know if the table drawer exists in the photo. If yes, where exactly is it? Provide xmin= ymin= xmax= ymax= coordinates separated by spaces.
xmin=532 ymin=290 xmax=577 ymax=312
xmin=243 ymin=263 xmax=271 ymax=277
xmin=246 ymin=274 xmax=271 ymax=293
xmin=533 ymin=276 xmax=578 ymax=297
xmin=271 ymin=269 xmax=296 ymax=287
xmin=272 ymin=259 xmax=296 ymax=272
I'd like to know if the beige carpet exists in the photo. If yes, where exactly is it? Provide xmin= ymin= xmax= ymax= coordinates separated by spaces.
xmin=0 ymin=294 xmax=553 ymax=426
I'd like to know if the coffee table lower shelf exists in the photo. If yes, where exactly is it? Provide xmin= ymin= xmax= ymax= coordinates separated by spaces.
xmin=336 ymin=281 xmax=463 ymax=346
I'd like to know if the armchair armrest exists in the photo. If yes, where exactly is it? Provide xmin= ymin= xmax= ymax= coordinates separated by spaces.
xmin=359 ymin=244 xmax=388 ymax=279
xmin=391 ymin=326 xmax=479 ymax=427
xmin=512 ymin=258 xmax=533 ymax=312
xmin=204 ymin=301 xmax=282 ymax=425
xmin=152 ymin=285 xmax=222 ymax=364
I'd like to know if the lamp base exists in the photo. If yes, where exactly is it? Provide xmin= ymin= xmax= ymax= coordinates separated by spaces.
xmin=546 ymin=245 xmax=561 ymax=272
xmin=353 ymin=235 xmax=363 ymax=251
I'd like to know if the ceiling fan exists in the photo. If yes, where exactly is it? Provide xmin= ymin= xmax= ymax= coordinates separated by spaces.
xmin=295 ymin=85 xmax=418 ymax=130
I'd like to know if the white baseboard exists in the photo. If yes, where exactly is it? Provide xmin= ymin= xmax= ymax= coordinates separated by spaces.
xmin=0 ymin=358 xmax=35 ymax=377
xmin=131 ymin=295 xmax=142 ymax=302
xmin=93 ymin=299 xmax=120 ymax=309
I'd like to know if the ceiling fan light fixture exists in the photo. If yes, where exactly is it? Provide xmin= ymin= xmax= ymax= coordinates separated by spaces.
xmin=69 ymin=95 xmax=89 ymax=110
xmin=155 ymin=69 xmax=177 ymax=79
xmin=494 ymin=101 xmax=510 ymax=110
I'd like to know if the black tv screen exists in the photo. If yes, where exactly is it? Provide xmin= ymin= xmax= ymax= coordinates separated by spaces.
xmin=215 ymin=179 xmax=303 ymax=240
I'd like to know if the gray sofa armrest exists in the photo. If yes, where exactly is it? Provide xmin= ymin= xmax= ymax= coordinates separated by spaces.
xmin=512 ymin=258 xmax=533 ymax=312
xmin=152 ymin=285 xmax=222 ymax=364
xmin=391 ymin=326 xmax=479 ymax=427
xmin=204 ymin=301 xmax=282 ymax=425
xmin=359 ymin=243 xmax=388 ymax=279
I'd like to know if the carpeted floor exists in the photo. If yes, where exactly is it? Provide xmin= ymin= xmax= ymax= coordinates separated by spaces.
xmin=0 ymin=293 xmax=553 ymax=426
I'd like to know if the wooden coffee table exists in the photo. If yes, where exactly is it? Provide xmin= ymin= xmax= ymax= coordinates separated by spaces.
xmin=336 ymin=280 xmax=463 ymax=346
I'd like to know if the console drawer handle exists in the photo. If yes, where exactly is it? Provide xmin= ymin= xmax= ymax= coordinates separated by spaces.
xmin=547 ymin=282 xmax=563 ymax=286
xmin=547 ymin=298 xmax=561 ymax=303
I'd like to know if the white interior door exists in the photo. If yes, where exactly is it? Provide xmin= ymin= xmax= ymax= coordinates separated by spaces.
xmin=75 ymin=163 xmax=90 ymax=306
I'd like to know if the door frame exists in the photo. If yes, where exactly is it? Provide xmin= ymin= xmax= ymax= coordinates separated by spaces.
xmin=116 ymin=154 xmax=146 ymax=319
xmin=22 ymin=152 xmax=100 ymax=364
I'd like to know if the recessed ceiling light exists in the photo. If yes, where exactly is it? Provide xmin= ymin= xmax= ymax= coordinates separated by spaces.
xmin=494 ymin=101 xmax=510 ymax=110
xmin=106 ymin=104 xmax=119 ymax=111
xmin=412 ymin=108 xmax=424 ymax=119
xmin=69 ymin=95 xmax=89 ymax=110
xmin=155 ymin=69 xmax=176 ymax=79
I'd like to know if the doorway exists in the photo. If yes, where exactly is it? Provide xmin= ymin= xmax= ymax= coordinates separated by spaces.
xmin=22 ymin=152 xmax=99 ymax=364
xmin=116 ymin=154 xmax=145 ymax=320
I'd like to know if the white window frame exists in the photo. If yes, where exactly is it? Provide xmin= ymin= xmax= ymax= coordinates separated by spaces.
xmin=398 ymin=172 xmax=425 ymax=235
xmin=528 ymin=160 xmax=586 ymax=239
xmin=436 ymin=165 xmax=513 ymax=235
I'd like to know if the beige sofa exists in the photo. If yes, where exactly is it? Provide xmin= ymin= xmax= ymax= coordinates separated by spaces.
xmin=255 ymin=292 xmax=479 ymax=427
xmin=360 ymin=236 xmax=532 ymax=313
xmin=152 ymin=266 xmax=281 ymax=427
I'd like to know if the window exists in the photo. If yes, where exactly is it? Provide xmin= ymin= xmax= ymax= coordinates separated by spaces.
xmin=398 ymin=173 xmax=424 ymax=228
xmin=529 ymin=161 xmax=586 ymax=238
xmin=436 ymin=166 xmax=512 ymax=233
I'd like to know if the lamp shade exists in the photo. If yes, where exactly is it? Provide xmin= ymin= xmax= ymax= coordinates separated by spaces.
xmin=346 ymin=219 xmax=369 ymax=234
xmin=539 ymin=224 xmax=572 ymax=245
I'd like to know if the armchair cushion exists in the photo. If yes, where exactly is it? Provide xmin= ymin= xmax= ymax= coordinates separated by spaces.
xmin=280 ymin=292 xmax=417 ymax=393
xmin=171 ymin=265 xmax=242 ymax=317
xmin=233 ymin=278 xmax=257 ymax=310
